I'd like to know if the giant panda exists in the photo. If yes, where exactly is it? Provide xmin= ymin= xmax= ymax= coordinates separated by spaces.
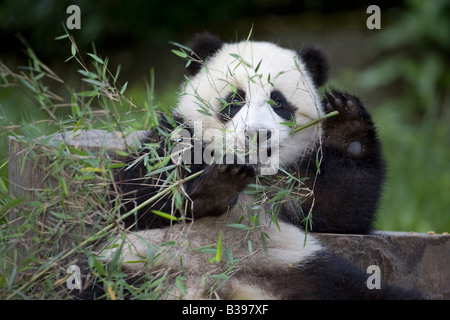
xmin=96 ymin=32 xmax=422 ymax=300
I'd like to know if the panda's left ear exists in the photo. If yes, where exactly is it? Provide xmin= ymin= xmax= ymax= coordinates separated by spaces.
xmin=299 ymin=45 xmax=329 ymax=87
xmin=186 ymin=32 xmax=223 ymax=76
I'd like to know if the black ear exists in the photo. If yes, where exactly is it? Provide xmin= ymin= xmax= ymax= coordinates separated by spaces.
xmin=300 ymin=45 xmax=329 ymax=87
xmin=187 ymin=32 xmax=223 ymax=75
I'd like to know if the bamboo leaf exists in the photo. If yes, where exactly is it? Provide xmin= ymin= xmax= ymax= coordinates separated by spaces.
xmin=260 ymin=232 xmax=268 ymax=256
xmin=215 ymin=231 xmax=222 ymax=262
xmin=151 ymin=210 xmax=180 ymax=221
xmin=87 ymin=53 xmax=104 ymax=65
xmin=81 ymin=167 xmax=107 ymax=174
xmin=89 ymin=255 xmax=106 ymax=276
xmin=54 ymin=34 xmax=69 ymax=41
xmin=169 ymin=41 xmax=193 ymax=53
xmin=171 ymin=49 xmax=188 ymax=59
xmin=254 ymin=59 xmax=262 ymax=73
xmin=119 ymin=81 xmax=128 ymax=95
xmin=227 ymin=223 xmax=250 ymax=230
xmin=176 ymin=276 xmax=187 ymax=296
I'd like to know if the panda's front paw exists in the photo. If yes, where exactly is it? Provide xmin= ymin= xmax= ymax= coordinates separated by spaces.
xmin=217 ymin=163 xmax=256 ymax=185
xmin=186 ymin=164 xmax=256 ymax=218
xmin=322 ymin=90 xmax=377 ymax=158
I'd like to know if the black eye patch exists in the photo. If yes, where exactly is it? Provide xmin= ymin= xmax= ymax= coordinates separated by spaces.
xmin=269 ymin=90 xmax=296 ymax=121
xmin=218 ymin=89 xmax=246 ymax=123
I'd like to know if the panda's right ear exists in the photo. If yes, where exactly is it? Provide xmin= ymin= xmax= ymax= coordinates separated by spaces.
xmin=186 ymin=32 xmax=223 ymax=75
xmin=299 ymin=45 xmax=329 ymax=88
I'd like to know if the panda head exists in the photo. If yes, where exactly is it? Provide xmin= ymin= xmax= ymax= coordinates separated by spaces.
xmin=174 ymin=32 xmax=328 ymax=172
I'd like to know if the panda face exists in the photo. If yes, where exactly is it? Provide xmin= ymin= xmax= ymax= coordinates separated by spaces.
xmin=176 ymin=40 xmax=325 ymax=170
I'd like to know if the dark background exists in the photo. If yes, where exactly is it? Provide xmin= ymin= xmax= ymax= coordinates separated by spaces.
xmin=0 ymin=0 xmax=405 ymax=91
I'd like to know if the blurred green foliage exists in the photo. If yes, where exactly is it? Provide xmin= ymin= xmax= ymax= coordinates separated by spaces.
xmin=358 ymin=0 xmax=449 ymax=118
xmin=354 ymin=0 xmax=450 ymax=232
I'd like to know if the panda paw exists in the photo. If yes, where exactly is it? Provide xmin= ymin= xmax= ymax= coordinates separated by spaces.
xmin=186 ymin=164 xmax=256 ymax=218
xmin=322 ymin=90 xmax=377 ymax=158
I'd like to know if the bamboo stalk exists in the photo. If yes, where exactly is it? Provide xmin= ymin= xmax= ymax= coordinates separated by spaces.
xmin=294 ymin=111 xmax=339 ymax=133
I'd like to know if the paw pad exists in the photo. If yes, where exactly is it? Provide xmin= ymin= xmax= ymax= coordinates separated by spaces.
xmin=347 ymin=141 xmax=362 ymax=157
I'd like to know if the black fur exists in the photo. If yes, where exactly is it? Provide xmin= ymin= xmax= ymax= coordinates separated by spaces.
xmin=219 ymin=88 xmax=246 ymax=122
xmin=280 ymin=90 xmax=386 ymax=234
xmin=300 ymin=45 xmax=329 ymax=88
xmin=269 ymin=90 xmax=297 ymax=121
xmin=271 ymin=251 xmax=422 ymax=299
xmin=186 ymin=32 xmax=223 ymax=75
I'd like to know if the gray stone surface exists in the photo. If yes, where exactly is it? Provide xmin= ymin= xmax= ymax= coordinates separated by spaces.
xmin=315 ymin=231 xmax=450 ymax=300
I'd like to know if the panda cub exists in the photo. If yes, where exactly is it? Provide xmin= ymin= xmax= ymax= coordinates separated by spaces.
xmin=103 ymin=33 xmax=420 ymax=299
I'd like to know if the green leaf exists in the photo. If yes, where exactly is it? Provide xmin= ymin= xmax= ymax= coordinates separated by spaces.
xmin=207 ymin=232 xmax=223 ymax=263
xmin=196 ymin=109 xmax=212 ymax=117
xmin=104 ymin=243 xmax=120 ymax=250
xmin=215 ymin=231 xmax=222 ymax=262
xmin=78 ymin=69 xmax=98 ymax=79
xmin=168 ymin=41 xmax=193 ymax=53
xmin=227 ymin=223 xmax=250 ymax=230
xmin=71 ymin=44 xmax=76 ymax=57
xmin=315 ymin=153 xmax=321 ymax=175
xmin=82 ymin=78 xmax=107 ymax=88
xmin=272 ymin=215 xmax=281 ymax=231
xmin=89 ymin=255 xmax=106 ymax=276
xmin=248 ymin=240 xmax=253 ymax=254
xmin=54 ymin=34 xmax=69 ymax=41
xmin=113 ymin=65 xmax=121 ymax=83
xmin=73 ymin=117 xmax=82 ymax=133
xmin=64 ymin=55 xmax=74 ymax=63
xmin=151 ymin=210 xmax=180 ymax=221
xmin=123 ymin=260 xmax=146 ymax=264
xmin=260 ymin=232 xmax=268 ymax=256
xmin=87 ymin=53 xmax=104 ymax=65
xmin=119 ymin=81 xmax=128 ymax=95
xmin=115 ymin=150 xmax=130 ymax=157
xmin=171 ymin=49 xmax=188 ymax=59
xmin=254 ymin=59 xmax=262 ymax=73
xmin=59 ymin=177 xmax=68 ymax=196
xmin=216 ymin=97 xmax=227 ymax=105
xmin=81 ymin=167 xmax=107 ymax=174
xmin=149 ymin=274 xmax=167 ymax=289
xmin=209 ymin=274 xmax=228 ymax=280
xmin=176 ymin=276 xmax=187 ymax=296
xmin=76 ymin=90 xmax=99 ymax=97
xmin=197 ymin=248 xmax=218 ymax=254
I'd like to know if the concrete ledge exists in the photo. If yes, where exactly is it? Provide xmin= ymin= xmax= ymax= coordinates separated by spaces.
xmin=316 ymin=231 xmax=450 ymax=300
